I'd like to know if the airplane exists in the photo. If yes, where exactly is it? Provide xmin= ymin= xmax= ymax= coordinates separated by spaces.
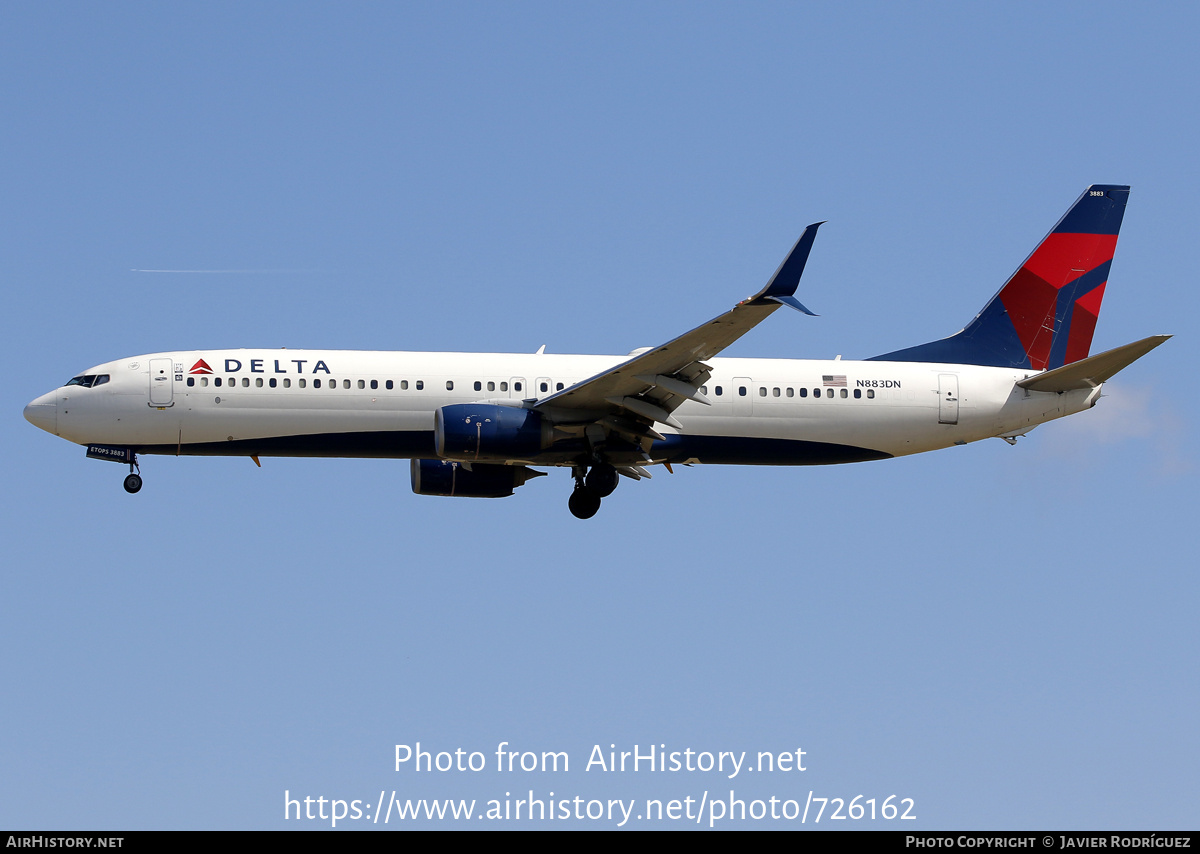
xmin=23 ymin=184 xmax=1169 ymax=519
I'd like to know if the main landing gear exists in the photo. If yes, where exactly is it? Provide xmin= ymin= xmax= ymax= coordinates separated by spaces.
xmin=568 ymin=463 xmax=619 ymax=519
xmin=568 ymin=485 xmax=601 ymax=519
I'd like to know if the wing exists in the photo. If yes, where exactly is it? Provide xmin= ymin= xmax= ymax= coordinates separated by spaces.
xmin=533 ymin=223 xmax=824 ymax=437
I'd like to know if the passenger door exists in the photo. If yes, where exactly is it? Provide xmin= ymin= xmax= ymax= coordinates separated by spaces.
xmin=938 ymin=373 xmax=959 ymax=424
xmin=148 ymin=358 xmax=174 ymax=407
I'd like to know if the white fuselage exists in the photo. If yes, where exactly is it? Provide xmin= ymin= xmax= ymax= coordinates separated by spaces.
xmin=24 ymin=348 xmax=1097 ymax=466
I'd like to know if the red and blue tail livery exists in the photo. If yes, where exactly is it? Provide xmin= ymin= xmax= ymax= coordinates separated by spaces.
xmin=871 ymin=184 xmax=1129 ymax=370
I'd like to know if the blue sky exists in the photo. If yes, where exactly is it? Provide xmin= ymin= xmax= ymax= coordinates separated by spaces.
xmin=2 ymin=3 xmax=1196 ymax=829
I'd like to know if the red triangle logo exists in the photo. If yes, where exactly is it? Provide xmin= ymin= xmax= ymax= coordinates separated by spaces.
xmin=189 ymin=359 xmax=213 ymax=375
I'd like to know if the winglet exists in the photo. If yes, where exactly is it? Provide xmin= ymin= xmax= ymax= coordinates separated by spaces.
xmin=748 ymin=222 xmax=824 ymax=315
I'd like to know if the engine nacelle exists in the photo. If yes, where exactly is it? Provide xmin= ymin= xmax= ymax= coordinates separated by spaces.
xmin=410 ymin=459 xmax=542 ymax=498
xmin=434 ymin=403 xmax=552 ymax=461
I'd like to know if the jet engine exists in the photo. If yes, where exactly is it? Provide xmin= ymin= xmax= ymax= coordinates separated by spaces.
xmin=434 ymin=403 xmax=554 ymax=461
xmin=410 ymin=459 xmax=544 ymax=498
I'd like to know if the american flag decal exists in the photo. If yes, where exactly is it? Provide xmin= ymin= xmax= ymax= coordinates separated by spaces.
xmin=822 ymin=375 xmax=847 ymax=387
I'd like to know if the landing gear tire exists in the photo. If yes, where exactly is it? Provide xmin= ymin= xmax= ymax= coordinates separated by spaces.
xmin=123 ymin=473 xmax=143 ymax=494
xmin=568 ymin=486 xmax=602 ymax=519
xmin=585 ymin=464 xmax=619 ymax=498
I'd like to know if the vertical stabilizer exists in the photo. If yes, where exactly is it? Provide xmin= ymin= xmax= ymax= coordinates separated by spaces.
xmin=871 ymin=185 xmax=1129 ymax=369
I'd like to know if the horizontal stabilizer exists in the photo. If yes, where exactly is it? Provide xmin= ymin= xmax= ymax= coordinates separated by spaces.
xmin=1017 ymin=335 xmax=1170 ymax=392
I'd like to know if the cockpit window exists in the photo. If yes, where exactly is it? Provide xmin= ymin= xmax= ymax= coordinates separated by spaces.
xmin=64 ymin=374 xmax=109 ymax=388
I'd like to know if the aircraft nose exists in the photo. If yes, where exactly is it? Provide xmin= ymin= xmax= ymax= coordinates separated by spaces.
xmin=23 ymin=391 xmax=57 ymax=435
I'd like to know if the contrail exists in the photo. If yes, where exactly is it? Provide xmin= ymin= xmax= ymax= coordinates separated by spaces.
xmin=130 ymin=268 xmax=317 ymax=274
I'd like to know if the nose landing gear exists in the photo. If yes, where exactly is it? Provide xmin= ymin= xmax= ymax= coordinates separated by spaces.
xmin=85 ymin=445 xmax=143 ymax=493
xmin=123 ymin=455 xmax=142 ymax=494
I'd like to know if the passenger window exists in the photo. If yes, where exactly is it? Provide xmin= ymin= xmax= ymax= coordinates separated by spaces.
xmin=826 ymin=389 xmax=833 ymax=398
xmin=853 ymin=388 xmax=861 ymax=399
xmin=416 ymin=380 xmax=424 ymax=390
xmin=867 ymin=389 xmax=874 ymax=399
xmin=799 ymin=387 xmax=807 ymax=398
xmin=786 ymin=388 xmax=794 ymax=397
xmin=540 ymin=382 xmax=548 ymax=393
xmin=474 ymin=381 xmax=482 ymax=391
xmin=758 ymin=387 xmax=766 ymax=397
xmin=283 ymin=378 xmax=291 ymax=388
xmin=256 ymin=378 xmax=263 ymax=387
xmin=773 ymin=387 xmax=780 ymax=397
xmin=298 ymin=379 xmax=306 ymax=388
xmin=269 ymin=378 xmax=277 ymax=388
xmin=343 ymin=379 xmax=350 ymax=389
xmin=700 ymin=385 xmax=707 ymax=395
xmin=446 ymin=380 xmax=453 ymax=391
xmin=487 ymin=381 xmax=495 ymax=392
xmin=400 ymin=380 xmax=408 ymax=390
xmin=314 ymin=379 xmax=322 ymax=388
xmin=241 ymin=377 xmax=249 ymax=388
xmin=200 ymin=377 xmax=209 ymax=387
xmin=715 ymin=386 xmax=723 ymax=396
xmin=385 ymin=380 xmax=393 ymax=390
xmin=187 ymin=377 xmax=195 ymax=387
xmin=840 ymin=389 xmax=847 ymax=398
xmin=358 ymin=380 xmax=366 ymax=389
xmin=500 ymin=382 xmax=508 ymax=392
xmin=370 ymin=379 xmax=377 ymax=390
xmin=556 ymin=382 xmax=564 ymax=391
xmin=739 ymin=386 xmax=747 ymax=396
xmin=514 ymin=382 xmax=522 ymax=392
